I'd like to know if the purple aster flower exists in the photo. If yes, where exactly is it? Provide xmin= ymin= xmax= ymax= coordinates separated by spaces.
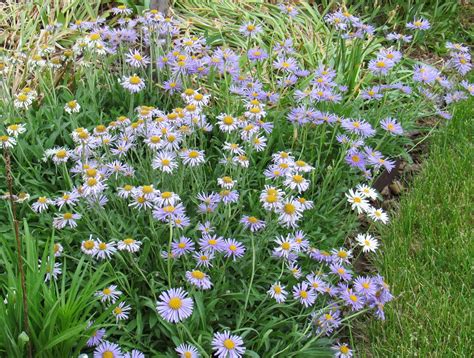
xmin=273 ymin=57 xmax=298 ymax=72
xmin=219 ymin=189 xmax=239 ymax=204
xmin=354 ymin=276 xmax=377 ymax=298
xmin=313 ymin=309 xmax=342 ymax=336
xmin=272 ymin=38 xmax=294 ymax=55
xmin=186 ymin=269 xmax=212 ymax=290
xmin=368 ymin=58 xmax=395 ymax=75
xmin=448 ymin=52 xmax=472 ymax=75
xmin=360 ymin=86 xmax=383 ymax=100
xmin=212 ymin=331 xmax=246 ymax=358
xmin=341 ymin=288 xmax=366 ymax=311
xmin=152 ymin=203 xmax=186 ymax=222
xmin=460 ymin=80 xmax=474 ymax=96
xmin=240 ymin=215 xmax=266 ymax=232
xmin=87 ymin=327 xmax=106 ymax=347
xmin=156 ymin=287 xmax=194 ymax=323
xmin=330 ymin=263 xmax=353 ymax=281
xmin=124 ymin=350 xmax=145 ymax=358
xmin=436 ymin=110 xmax=452 ymax=120
xmin=406 ymin=18 xmax=431 ymax=30
xmin=239 ymin=22 xmax=263 ymax=38
xmin=345 ymin=151 xmax=366 ymax=170
xmin=278 ymin=4 xmax=299 ymax=17
xmin=198 ymin=234 xmax=225 ymax=253
xmin=94 ymin=341 xmax=123 ymax=358
xmin=380 ymin=117 xmax=403 ymax=135
xmin=292 ymin=282 xmax=316 ymax=307
xmin=163 ymin=79 xmax=182 ymax=94
xmin=171 ymin=236 xmax=195 ymax=257
xmin=342 ymin=119 xmax=376 ymax=137
xmin=413 ymin=64 xmax=439 ymax=84
xmin=223 ymin=238 xmax=245 ymax=260
xmin=308 ymin=248 xmax=333 ymax=263
xmin=247 ymin=47 xmax=268 ymax=62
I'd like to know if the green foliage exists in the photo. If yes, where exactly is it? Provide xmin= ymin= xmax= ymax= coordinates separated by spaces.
xmin=362 ymin=98 xmax=474 ymax=356
xmin=0 ymin=221 xmax=110 ymax=356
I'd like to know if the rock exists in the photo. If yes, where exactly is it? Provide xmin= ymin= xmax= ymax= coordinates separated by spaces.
xmin=389 ymin=181 xmax=404 ymax=195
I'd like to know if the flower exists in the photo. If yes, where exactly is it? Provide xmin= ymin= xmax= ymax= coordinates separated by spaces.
xmin=94 ymin=341 xmax=123 ymax=358
xmin=53 ymin=212 xmax=81 ymax=229
xmin=171 ymin=236 xmax=195 ymax=257
xmin=345 ymin=189 xmax=370 ymax=214
xmin=81 ymin=236 xmax=98 ymax=255
xmin=95 ymin=240 xmax=117 ymax=260
xmin=120 ymin=74 xmax=145 ymax=93
xmin=6 ymin=123 xmax=26 ymax=137
xmin=212 ymin=331 xmax=246 ymax=358
xmin=406 ymin=18 xmax=430 ymax=30
xmin=277 ymin=198 xmax=303 ymax=228
xmin=113 ymin=301 xmax=131 ymax=321
xmin=240 ymin=215 xmax=266 ymax=232
xmin=223 ymin=238 xmax=246 ymax=260
xmin=0 ymin=134 xmax=17 ymax=148
xmin=268 ymin=282 xmax=288 ymax=303
xmin=356 ymin=184 xmax=378 ymax=200
xmin=186 ymin=269 xmax=212 ymax=290
xmin=156 ymin=287 xmax=194 ymax=323
xmin=239 ymin=22 xmax=262 ymax=38
xmin=380 ymin=118 xmax=403 ymax=135
xmin=125 ymin=49 xmax=150 ymax=68
xmin=180 ymin=149 xmax=205 ymax=166
xmin=96 ymin=285 xmax=122 ymax=303
xmin=64 ymin=100 xmax=81 ymax=114
xmin=355 ymin=234 xmax=379 ymax=253
xmin=176 ymin=343 xmax=200 ymax=358
xmin=333 ymin=343 xmax=353 ymax=358
xmin=31 ymin=196 xmax=53 ymax=213
xmin=117 ymin=237 xmax=142 ymax=253
xmin=368 ymin=207 xmax=389 ymax=224
xmin=292 ymin=282 xmax=316 ymax=307
xmin=87 ymin=328 xmax=106 ymax=347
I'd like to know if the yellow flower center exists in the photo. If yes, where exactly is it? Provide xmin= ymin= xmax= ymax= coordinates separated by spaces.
xmin=38 ymin=197 xmax=47 ymax=203
xmin=102 ymin=351 xmax=114 ymax=358
xmin=283 ymin=203 xmax=296 ymax=215
xmin=223 ymin=339 xmax=235 ymax=349
xmin=129 ymin=75 xmax=141 ymax=85
xmin=223 ymin=116 xmax=234 ymax=125
xmin=63 ymin=212 xmax=73 ymax=220
xmin=191 ymin=270 xmax=205 ymax=279
xmin=300 ymin=290 xmax=308 ymax=298
xmin=142 ymin=186 xmax=153 ymax=194
xmin=103 ymin=288 xmax=111 ymax=295
xmin=188 ymin=150 xmax=199 ymax=158
xmin=84 ymin=240 xmax=95 ymax=249
xmin=168 ymin=297 xmax=182 ymax=310
xmin=292 ymin=175 xmax=304 ymax=183
xmin=124 ymin=238 xmax=135 ymax=245
xmin=56 ymin=150 xmax=67 ymax=158
xmin=89 ymin=33 xmax=100 ymax=41
xmin=281 ymin=242 xmax=291 ymax=250
xmin=98 ymin=243 xmax=107 ymax=250
xmin=274 ymin=286 xmax=282 ymax=294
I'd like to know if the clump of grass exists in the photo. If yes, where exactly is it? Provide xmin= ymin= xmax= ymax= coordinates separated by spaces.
xmin=362 ymin=98 xmax=473 ymax=356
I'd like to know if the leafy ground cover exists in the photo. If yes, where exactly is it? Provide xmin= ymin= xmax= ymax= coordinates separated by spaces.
xmin=0 ymin=1 xmax=472 ymax=357
xmin=360 ymin=97 xmax=473 ymax=357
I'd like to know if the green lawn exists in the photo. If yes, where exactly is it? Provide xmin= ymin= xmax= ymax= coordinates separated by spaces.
xmin=363 ymin=98 xmax=473 ymax=357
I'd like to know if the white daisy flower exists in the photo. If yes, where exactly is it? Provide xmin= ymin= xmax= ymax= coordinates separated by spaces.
xmin=345 ymin=189 xmax=370 ymax=214
xmin=356 ymin=233 xmax=379 ymax=253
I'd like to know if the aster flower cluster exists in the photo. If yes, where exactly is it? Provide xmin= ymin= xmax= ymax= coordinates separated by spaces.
xmin=1 ymin=2 xmax=471 ymax=357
